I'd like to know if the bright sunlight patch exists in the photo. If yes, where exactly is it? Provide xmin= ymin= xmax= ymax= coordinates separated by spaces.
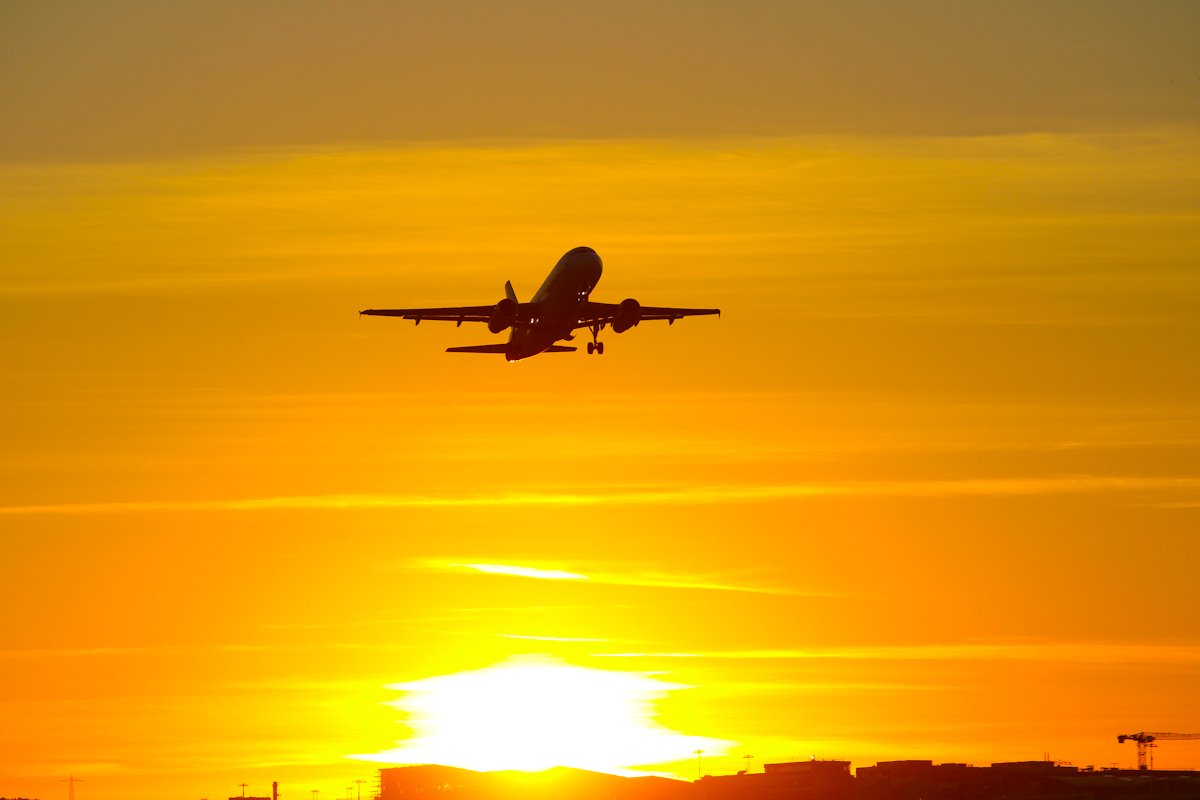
xmin=353 ymin=655 xmax=728 ymax=775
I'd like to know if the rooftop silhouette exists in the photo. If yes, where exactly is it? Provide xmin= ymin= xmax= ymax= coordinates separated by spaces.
xmin=378 ymin=758 xmax=1200 ymax=800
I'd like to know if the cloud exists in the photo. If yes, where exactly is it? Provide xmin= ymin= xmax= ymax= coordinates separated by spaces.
xmin=426 ymin=560 xmax=808 ymax=597
xmin=0 ymin=642 xmax=437 ymax=659
xmin=452 ymin=563 xmax=588 ymax=581
xmin=591 ymin=642 xmax=1200 ymax=665
xmin=0 ymin=644 xmax=271 ymax=659
xmin=2 ymin=475 xmax=1198 ymax=516
xmin=497 ymin=634 xmax=608 ymax=643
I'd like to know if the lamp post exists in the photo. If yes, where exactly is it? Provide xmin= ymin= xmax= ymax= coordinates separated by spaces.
xmin=694 ymin=750 xmax=704 ymax=780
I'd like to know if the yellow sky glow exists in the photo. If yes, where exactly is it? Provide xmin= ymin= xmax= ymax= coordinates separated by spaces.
xmin=3 ymin=130 xmax=1199 ymax=797
xmin=3 ymin=4 xmax=1200 ymax=798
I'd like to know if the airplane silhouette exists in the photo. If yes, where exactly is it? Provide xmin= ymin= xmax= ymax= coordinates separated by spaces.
xmin=360 ymin=246 xmax=720 ymax=361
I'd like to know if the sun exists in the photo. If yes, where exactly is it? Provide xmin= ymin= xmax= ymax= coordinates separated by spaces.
xmin=354 ymin=655 xmax=728 ymax=776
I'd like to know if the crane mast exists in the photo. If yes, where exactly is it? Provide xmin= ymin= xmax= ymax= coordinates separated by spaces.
xmin=1117 ymin=731 xmax=1200 ymax=770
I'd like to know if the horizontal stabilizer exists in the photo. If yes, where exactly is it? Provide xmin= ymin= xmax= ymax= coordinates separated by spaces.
xmin=444 ymin=344 xmax=578 ymax=354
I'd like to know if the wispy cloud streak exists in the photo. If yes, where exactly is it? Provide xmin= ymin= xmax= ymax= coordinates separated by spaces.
xmin=0 ymin=644 xmax=272 ymax=659
xmin=592 ymin=642 xmax=1200 ymax=665
xmin=498 ymin=634 xmax=608 ymax=643
xmin=2 ymin=475 xmax=1197 ymax=516
xmin=452 ymin=563 xmax=588 ymax=581
xmin=426 ymin=560 xmax=808 ymax=597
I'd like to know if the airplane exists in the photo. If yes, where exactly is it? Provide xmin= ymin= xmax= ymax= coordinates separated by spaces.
xmin=359 ymin=246 xmax=720 ymax=361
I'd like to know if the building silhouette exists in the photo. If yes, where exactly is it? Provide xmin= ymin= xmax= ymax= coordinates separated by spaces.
xmin=697 ymin=760 xmax=854 ymax=800
xmin=379 ymin=758 xmax=1200 ymax=800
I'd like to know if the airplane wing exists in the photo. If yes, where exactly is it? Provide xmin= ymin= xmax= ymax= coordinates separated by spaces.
xmin=359 ymin=306 xmax=494 ymax=325
xmin=577 ymin=301 xmax=720 ymax=327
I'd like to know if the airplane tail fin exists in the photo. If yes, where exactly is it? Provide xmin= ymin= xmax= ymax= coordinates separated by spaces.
xmin=505 ymin=280 xmax=518 ymax=303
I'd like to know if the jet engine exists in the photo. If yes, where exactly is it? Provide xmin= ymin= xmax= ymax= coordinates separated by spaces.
xmin=488 ymin=298 xmax=518 ymax=333
xmin=611 ymin=298 xmax=641 ymax=333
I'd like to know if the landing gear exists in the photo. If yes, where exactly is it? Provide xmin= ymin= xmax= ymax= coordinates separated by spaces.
xmin=586 ymin=324 xmax=605 ymax=355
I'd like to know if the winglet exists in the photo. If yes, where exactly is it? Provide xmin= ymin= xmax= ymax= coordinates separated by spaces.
xmin=505 ymin=280 xmax=518 ymax=303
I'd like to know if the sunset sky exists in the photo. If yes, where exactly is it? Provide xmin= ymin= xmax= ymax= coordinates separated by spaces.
xmin=3 ymin=2 xmax=1200 ymax=799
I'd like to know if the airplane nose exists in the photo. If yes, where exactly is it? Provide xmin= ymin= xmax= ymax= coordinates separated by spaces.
xmin=565 ymin=245 xmax=602 ymax=272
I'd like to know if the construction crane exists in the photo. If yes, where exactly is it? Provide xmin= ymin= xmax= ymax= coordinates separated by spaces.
xmin=1117 ymin=732 xmax=1200 ymax=770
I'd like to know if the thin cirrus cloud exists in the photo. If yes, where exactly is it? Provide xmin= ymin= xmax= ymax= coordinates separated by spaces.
xmin=591 ymin=642 xmax=1200 ymax=665
xmin=1 ymin=475 xmax=1198 ymax=515
xmin=0 ymin=644 xmax=273 ymax=659
xmin=450 ymin=563 xmax=588 ymax=581
xmin=497 ymin=634 xmax=609 ymax=643
xmin=427 ymin=560 xmax=809 ymax=597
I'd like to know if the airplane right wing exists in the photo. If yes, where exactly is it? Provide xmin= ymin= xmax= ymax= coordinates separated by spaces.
xmin=578 ymin=302 xmax=720 ymax=326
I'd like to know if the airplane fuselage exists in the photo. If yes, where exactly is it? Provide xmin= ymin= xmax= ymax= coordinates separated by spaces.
xmin=506 ymin=246 xmax=603 ymax=360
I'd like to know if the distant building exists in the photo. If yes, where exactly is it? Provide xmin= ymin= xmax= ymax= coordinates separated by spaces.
xmin=697 ymin=760 xmax=853 ymax=800
xmin=856 ymin=760 xmax=985 ymax=800
xmin=229 ymin=780 xmax=279 ymax=800
xmin=990 ymin=761 xmax=1079 ymax=774
xmin=378 ymin=760 xmax=1200 ymax=800
xmin=856 ymin=759 xmax=1200 ymax=800
xmin=764 ymin=761 xmax=852 ymax=777
xmin=380 ymin=765 xmax=477 ymax=799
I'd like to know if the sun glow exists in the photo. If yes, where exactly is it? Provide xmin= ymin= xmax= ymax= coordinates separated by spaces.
xmin=356 ymin=655 xmax=728 ymax=775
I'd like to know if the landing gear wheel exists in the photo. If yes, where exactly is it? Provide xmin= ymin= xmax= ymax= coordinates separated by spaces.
xmin=587 ymin=323 xmax=604 ymax=355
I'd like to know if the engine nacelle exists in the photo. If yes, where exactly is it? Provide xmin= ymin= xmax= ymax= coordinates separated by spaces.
xmin=488 ymin=297 xmax=518 ymax=333
xmin=611 ymin=298 xmax=641 ymax=334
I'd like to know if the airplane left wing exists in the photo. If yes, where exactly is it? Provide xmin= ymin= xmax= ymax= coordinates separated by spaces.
xmin=359 ymin=306 xmax=494 ymax=325
xmin=578 ymin=301 xmax=720 ymax=327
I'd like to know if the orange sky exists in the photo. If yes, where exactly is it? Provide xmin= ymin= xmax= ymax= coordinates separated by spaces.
xmin=3 ymin=2 xmax=1200 ymax=799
